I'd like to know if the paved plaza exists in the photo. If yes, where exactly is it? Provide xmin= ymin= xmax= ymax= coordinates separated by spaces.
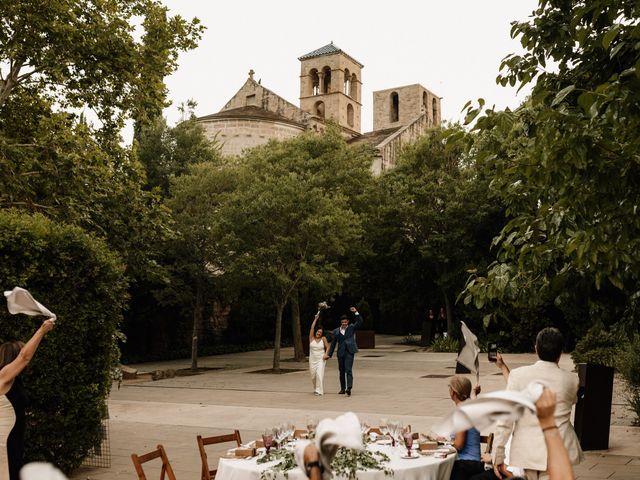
xmin=71 ymin=336 xmax=640 ymax=480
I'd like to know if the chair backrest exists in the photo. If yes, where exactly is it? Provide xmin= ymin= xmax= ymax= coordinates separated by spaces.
xmin=480 ymin=433 xmax=494 ymax=454
xmin=131 ymin=444 xmax=177 ymax=480
xmin=197 ymin=430 xmax=242 ymax=480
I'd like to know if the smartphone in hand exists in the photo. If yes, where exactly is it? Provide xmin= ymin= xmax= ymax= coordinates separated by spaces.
xmin=488 ymin=342 xmax=498 ymax=362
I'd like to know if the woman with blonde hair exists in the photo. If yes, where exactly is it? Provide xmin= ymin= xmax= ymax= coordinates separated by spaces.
xmin=0 ymin=318 xmax=55 ymax=480
xmin=448 ymin=375 xmax=483 ymax=480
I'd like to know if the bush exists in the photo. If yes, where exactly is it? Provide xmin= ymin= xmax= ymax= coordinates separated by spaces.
xmin=571 ymin=325 xmax=619 ymax=368
xmin=619 ymin=335 xmax=640 ymax=423
xmin=430 ymin=336 xmax=459 ymax=352
xmin=0 ymin=211 xmax=127 ymax=473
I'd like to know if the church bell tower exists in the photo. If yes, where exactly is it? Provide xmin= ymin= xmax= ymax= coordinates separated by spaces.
xmin=298 ymin=42 xmax=363 ymax=134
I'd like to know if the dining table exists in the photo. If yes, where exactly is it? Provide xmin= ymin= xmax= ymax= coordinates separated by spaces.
xmin=216 ymin=441 xmax=456 ymax=480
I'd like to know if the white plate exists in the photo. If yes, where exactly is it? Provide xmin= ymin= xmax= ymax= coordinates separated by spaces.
xmin=376 ymin=439 xmax=392 ymax=445
xmin=400 ymin=453 xmax=419 ymax=459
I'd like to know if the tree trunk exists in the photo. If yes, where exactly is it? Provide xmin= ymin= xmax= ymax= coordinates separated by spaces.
xmin=191 ymin=277 xmax=203 ymax=371
xmin=442 ymin=288 xmax=454 ymax=336
xmin=273 ymin=302 xmax=284 ymax=372
xmin=291 ymin=290 xmax=305 ymax=361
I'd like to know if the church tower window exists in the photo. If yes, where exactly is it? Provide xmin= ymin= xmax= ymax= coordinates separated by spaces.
xmin=315 ymin=101 xmax=325 ymax=118
xmin=432 ymin=98 xmax=437 ymax=124
xmin=347 ymin=103 xmax=354 ymax=127
xmin=310 ymin=69 xmax=320 ymax=95
xmin=322 ymin=66 xmax=331 ymax=93
xmin=390 ymin=92 xmax=399 ymax=123
xmin=344 ymin=68 xmax=351 ymax=96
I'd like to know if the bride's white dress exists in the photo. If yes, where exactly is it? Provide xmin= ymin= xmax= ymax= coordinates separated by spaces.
xmin=309 ymin=339 xmax=326 ymax=395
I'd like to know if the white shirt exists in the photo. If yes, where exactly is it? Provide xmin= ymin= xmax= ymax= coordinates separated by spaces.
xmin=339 ymin=327 xmax=346 ymax=335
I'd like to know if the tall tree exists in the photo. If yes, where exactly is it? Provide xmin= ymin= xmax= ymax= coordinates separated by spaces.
xmin=463 ymin=0 xmax=640 ymax=328
xmin=0 ymin=0 xmax=203 ymax=131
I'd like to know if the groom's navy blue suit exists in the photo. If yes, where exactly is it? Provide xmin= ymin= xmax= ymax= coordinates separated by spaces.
xmin=327 ymin=313 xmax=363 ymax=392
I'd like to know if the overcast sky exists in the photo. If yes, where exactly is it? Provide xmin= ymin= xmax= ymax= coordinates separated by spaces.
xmin=160 ymin=0 xmax=539 ymax=133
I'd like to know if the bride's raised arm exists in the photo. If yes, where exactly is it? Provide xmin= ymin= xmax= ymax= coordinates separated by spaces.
xmin=309 ymin=313 xmax=320 ymax=341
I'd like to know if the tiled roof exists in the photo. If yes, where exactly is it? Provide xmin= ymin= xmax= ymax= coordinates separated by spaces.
xmin=298 ymin=42 xmax=364 ymax=67
xmin=348 ymin=127 xmax=402 ymax=148
xmin=197 ymin=106 xmax=304 ymax=127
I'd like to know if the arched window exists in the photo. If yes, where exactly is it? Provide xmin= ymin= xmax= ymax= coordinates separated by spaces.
xmin=390 ymin=92 xmax=399 ymax=123
xmin=423 ymin=92 xmax=428 ymax=114
xmin=344 ymin=68 xmax=351 ymax=95
xmin=432 ymin=98 xmax=438 ymax=124
xmin=314 ymin=101 xmax=325 ymax=118
xmin=322 ymin=66 xmax=331 ymax=93
xmin=310 ymin=69 xmax=320 ymax=96
xmin=347 ymin=104 xmax=354 ymax=127
xmin=351 ymin=73 xmax=358 ymax=99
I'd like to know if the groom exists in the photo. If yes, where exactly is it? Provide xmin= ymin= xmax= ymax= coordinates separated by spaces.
xmin=324 ymin=306 xmax=363 ymax=396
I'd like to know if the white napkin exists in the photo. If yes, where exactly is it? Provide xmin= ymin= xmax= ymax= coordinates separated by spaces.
xmin=4 ymin=287 xmax=56 ymax=320
xmin=20 ymin=463 xmax=67 ymax=480
xmin=295 ymin=412 xmax=363 ymax=479
xmin=457 ymin=321 xmax=480 ymax=384
xmin=432 ymin=382 xmax=545 ymax=436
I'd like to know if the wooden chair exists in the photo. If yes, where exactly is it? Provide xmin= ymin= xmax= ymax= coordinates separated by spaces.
xmin=197 ymin=430 xmax=242 ymax=480
xmin=480 ymin=433 xmax=494 ymax=454
xmin=131 ymin=444 xmax=177 ymax=480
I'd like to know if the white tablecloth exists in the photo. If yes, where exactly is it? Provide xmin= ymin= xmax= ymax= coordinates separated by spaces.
xmin=216 ymin=444 xmax=456 ymax=480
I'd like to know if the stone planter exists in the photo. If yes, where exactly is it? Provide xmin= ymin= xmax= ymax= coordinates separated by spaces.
xmin=356 ymin=330 xmax=375 ymax=349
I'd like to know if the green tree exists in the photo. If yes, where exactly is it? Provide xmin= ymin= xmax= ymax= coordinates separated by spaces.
xmin=0 ymin=210 xmax=127 ymax=473
xmin=138 ymin=115 xmax=220 ymax=197
xmin=0 ymin=0 xmax=203 ymax=130
xmin=365 ymin=127 xmax=503 ymax=337
xmin=463 ymin=0 xmax=640 ymax=328
xmin=176 ymin=131 xmax=369 ymax=370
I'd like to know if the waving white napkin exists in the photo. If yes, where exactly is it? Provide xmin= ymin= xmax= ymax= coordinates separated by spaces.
xmin=457 ymin=321 xmax=480 ymax=384
xmin=432 ymin=381 xmax=545 ymax=436
xmin=295 ymin=411 xmax=363 ymax=479
xmin=4 ymin=287 xmax=56 ymax=320
xmin=20 ymin=462 xmax=67 ymax=480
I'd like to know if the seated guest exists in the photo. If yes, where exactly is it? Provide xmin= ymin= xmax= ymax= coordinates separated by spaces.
xmin=448 ymin=376 xmax=484 ymax=480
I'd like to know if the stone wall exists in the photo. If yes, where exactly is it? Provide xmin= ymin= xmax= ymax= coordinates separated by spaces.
xmin=200 ymin=117 xmax=305 ymax=157
xmin=373 ymin=84 xmax=441 ymax=131
xmin=222 ymin=78 xmax=310 ymax=126
xmin=375 ymin=113 xmax=430 ymax=173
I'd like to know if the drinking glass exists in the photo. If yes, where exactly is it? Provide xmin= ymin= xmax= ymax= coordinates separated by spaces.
xmin=403 ymin=432 xmax=414 ymax=457
xmin=306 ymin=417 xmax=317 ymax=435
xmin=379 ymin=418 xmax=389 ymax=437
xmin=262 ymin=431 xmax=274 ymax=456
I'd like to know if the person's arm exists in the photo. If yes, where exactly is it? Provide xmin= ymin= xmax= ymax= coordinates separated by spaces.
xmin=326 ymin=332 xmax=337 ymax=359
xmin=309 ymin=313 xmax=319 ymax=341
xmin=303 ymin=443 xmax=323 ymax=480
xmin=0 ymin=318 xmax=55 ymax=394
xmin=322 ymin=336 xmax=329 ymax=353
xmin=453 ymin=430 xmax=466 ymax=451
xmin=492 ymin=371 xmax=518 ymax=479
xmin=350 ymin=307 xmax=363 ymax=329
xmin=496 ymin=353 xmax=510 ymax=381
xmin=536 ymin=388 xmax=575 ymax=480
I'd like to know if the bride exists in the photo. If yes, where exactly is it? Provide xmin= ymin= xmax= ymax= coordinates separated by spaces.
xmin=308 ymin=313 xmax=328 ymax=396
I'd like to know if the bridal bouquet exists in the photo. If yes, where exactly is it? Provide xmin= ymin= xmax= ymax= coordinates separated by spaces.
xmin=317 ymin=301 xmax=330 ymax=311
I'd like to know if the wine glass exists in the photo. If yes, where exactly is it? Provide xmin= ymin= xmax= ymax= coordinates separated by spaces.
xmin=379 ymin=418 xmax=389 ymax=438
xmin=403 ymin=432 xmax=414 ymax=457
xmin=306 ymin=417 xmax=317 ymax=436
xmin=262 ymin=430 xmax=274 ymax=456
xmin=360 ymin=420 xmax=370 ymax=442
xmin=271 ymin=426 xmax=282 ymax=448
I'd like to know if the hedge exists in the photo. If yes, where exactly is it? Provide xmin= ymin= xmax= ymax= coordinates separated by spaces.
xmin=0 ymin=210 xmax=127 ymax=473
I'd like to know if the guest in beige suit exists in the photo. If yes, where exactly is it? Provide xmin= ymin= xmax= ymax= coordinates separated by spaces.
xmin=492 ymin=327 xmax=583 ymax=480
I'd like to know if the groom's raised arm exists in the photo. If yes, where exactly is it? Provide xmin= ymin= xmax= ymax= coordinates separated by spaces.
xmin=327 ymin=331 xmax=337 ymax=357
xmin=351 ymin=307 xmax=363 ymax=330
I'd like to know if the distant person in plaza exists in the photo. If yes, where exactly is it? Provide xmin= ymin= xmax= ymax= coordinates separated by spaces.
xmin=447 ymin=375 xmax=484 ymax=480
xmin=323 ymin=306 xmax=363 ymax=396
xmin=421 ymin=309 xmax=435 ymax=346
xmin=492 ymin=327 xmax=583 ymax=480
xmin=438 ymin=306 xmax=448 ymax=338
xmin=308 ymin=312 xmax=328 ymax=396
xmin=0 ymin=318 xmax=56 ymax=480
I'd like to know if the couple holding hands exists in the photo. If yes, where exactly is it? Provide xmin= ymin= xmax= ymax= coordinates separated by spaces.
xmin=308 ymin=306 xmax=362 ymax=397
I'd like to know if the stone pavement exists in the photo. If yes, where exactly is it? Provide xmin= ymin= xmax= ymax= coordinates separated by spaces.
xmin=70 ymin=336 xmax=639 ymax=479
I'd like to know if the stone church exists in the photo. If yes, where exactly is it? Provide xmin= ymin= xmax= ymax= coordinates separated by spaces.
xmin=197 ymin=42 xmax=441 ymax=173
